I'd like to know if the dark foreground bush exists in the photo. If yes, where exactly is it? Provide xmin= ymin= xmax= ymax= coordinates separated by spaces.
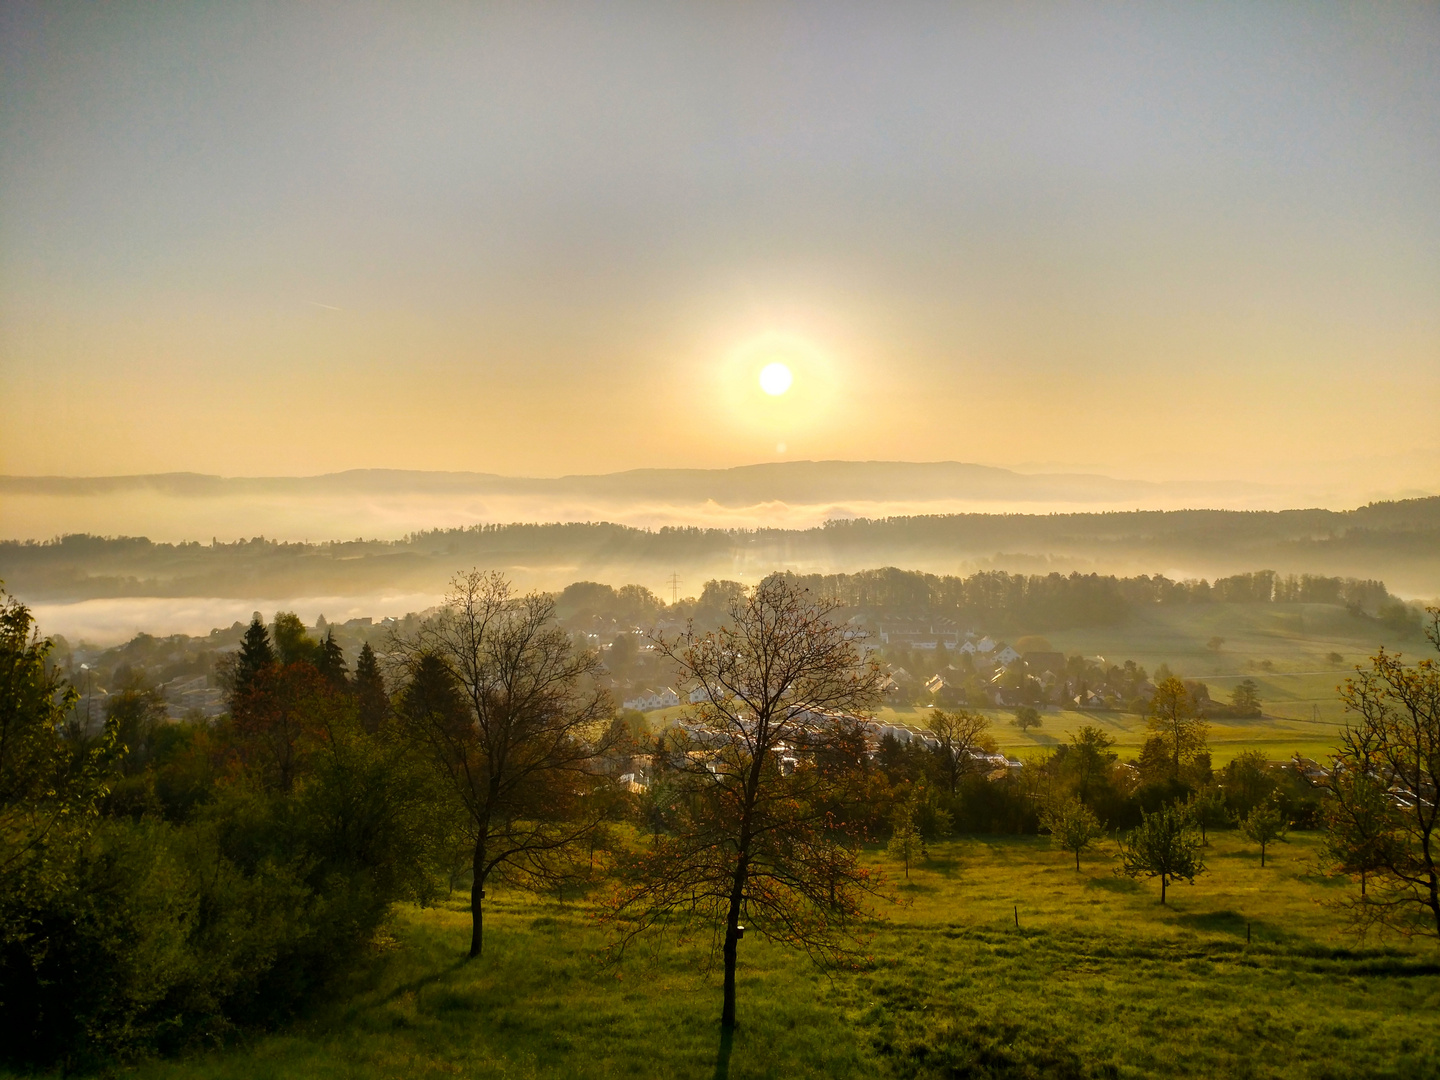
xmin=0 ymin=602 xmax=450 ymax=1070
xmin=2 ymin=763 xmax=442 ymax=1069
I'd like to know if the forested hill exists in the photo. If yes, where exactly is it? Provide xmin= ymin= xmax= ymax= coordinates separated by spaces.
xmin=2 ymin=498 xmax=1437 ymax=602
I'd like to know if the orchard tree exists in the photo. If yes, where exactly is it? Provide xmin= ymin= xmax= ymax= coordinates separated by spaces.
xmin=1326 ymin=608 xmax=1440 ymax=938
xmin=887 ymin=803 xmax=923 ymax=879
xmin=1188 ymin=786 xmax=1228 ymax=845
xmin=1240 ymin=801 xmax=1288 ymax=867
xmin=394 ymin=570 xmax=618 ymax=959
xmin=1119 ymin=802 xmax=1205 ymax=904
xmin=1012 ymin=706 xmax=1042 ymax=734
xmin=1044 ymin=797 xmax=1105 ymax=871
xmin=1323 ymin=765 xmax=1394 ymax=899
xmin=605 ymin=574 xmax=887 ymax=1031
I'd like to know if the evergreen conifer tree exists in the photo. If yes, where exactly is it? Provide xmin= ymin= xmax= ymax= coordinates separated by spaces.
xmin=234 ymin=613 xmax=275 ymax=702
xmin=317 ymin=629 xmax=349 ymax=689
xmin=354 ymin=641 xmax=388 ymax=732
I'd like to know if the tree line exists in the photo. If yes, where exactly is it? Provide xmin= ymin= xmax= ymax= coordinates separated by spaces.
xmin=553 ymin=567 xmax=1403 ymax=637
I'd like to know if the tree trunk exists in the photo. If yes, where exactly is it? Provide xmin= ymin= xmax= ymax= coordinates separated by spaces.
xmin=722 ymin=855 xmax=749 ymax=1030
xmin=1260 ymin=843 xmax=1266 ymax=868
xmin=1429 ymin=864 xmax=1440 ymax=938
xmin=469 ymin=836 xmax=486 ymax=959
xmin=1160 ymin=874 xmax=1167 ymax=905
xmin=1075 ymin=848 xmax=1080 ymax=872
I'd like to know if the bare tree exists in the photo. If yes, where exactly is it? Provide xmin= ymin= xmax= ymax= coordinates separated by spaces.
xmin=393 ymin=570 xmax=617 ymax=959
xmin=604 ymin=574 xmax=886 ymax=1030
xmin=1326 ymin=607 xmax=1440 ymax=938
xmin=928 ymin=708 xmax=991 ymax=794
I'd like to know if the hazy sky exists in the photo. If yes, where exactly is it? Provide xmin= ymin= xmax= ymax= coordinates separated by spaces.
xmin=2 ymin=2 xmax=1437 ymax=495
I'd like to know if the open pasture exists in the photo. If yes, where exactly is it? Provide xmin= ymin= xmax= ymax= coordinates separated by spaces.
xmin=867 ymin=601 xmax=1430 ymax=765
xmin=876 ymin=701 xmax=1347 ymax=767
xmin=1043 ymin=602 xmax=1408 ymax=678
xmin=104 ymin=832 xmax=1440 ymax=1080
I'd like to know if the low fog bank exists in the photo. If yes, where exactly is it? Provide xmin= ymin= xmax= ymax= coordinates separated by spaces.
xmin=4 ymin=496 xmax=1439 ymax=641
xmin=28 ymin=593 xmax=446 ymax=647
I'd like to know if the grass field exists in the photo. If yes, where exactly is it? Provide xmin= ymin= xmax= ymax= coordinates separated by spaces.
xmin=1044 ymin=602 xmax=1398 ymax=676
xmin=96 ymin=831 xmax=1440 ymax=1080
xmin=882 ymin=601 xmax=1432 ymax=766
xmin=874 ymin=703 xmax=1348 ymax=768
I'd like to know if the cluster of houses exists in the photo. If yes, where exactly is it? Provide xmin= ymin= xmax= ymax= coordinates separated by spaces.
xmin=622 ymin=686 xmax=696 ymax=712
xmin=160 ymin=675 xmax=227 ymax=719
xmin=66 ymin=673 xmax=228 ymax=732
xmin=877 ymin=620 xmax=1024 ymax=666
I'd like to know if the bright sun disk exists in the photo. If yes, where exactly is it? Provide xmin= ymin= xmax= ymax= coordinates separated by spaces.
xmin=759 ymin=362 xmax=793 ymax=396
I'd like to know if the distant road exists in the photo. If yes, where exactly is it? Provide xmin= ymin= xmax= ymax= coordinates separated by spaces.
xmin=1201 ymin=671 xmax=1346 ymax=680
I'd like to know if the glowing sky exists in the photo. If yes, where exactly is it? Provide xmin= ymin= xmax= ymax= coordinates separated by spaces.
xmin=1 ymin=2 xmax=1436 ymax=496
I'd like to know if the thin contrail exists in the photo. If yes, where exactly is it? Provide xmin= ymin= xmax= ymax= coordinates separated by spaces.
xmin=306 ymin=300 xmax=341 ymax=311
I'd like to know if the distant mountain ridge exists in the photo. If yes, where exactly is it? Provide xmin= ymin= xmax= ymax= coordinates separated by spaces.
xmin=0 ymin=460 xmax=1280 ymax=507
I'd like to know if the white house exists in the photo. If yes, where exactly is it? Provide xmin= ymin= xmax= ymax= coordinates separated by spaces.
xmin=623 ymin=687 xmax=681 ymax=712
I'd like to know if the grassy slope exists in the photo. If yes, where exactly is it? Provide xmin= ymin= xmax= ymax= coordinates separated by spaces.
xmin=106 ymin=832 xmax=1439 ymax=1080
xmin=875 ymin=702 xmax=1350 ymax=767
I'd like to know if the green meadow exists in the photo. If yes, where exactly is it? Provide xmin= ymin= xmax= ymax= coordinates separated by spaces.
xmin=876 ymin=701 xmax=1347 ymax=767
xmin=98 ymin=831 xmax=1440 ymax=1080
xmin=864 ymin=601 xmax=1426 ymax=766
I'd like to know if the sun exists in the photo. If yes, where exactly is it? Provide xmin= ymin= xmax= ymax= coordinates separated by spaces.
xmin=759 ymin=362 xmax=793 ymax=396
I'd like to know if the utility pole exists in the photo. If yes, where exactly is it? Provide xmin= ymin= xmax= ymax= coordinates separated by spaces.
xmin=667 ymin=573 xmax=681 ymax=606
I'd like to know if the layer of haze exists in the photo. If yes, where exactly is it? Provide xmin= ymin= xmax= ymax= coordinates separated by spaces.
xmin=2 ymin=2 xmax=1437 ymax=499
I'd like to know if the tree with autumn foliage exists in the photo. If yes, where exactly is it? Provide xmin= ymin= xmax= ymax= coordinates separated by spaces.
xmin=603 ymin=574 xmax=888 ymax=1031
xmin=1146 ymin=676 xmax=1210 ymax=780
